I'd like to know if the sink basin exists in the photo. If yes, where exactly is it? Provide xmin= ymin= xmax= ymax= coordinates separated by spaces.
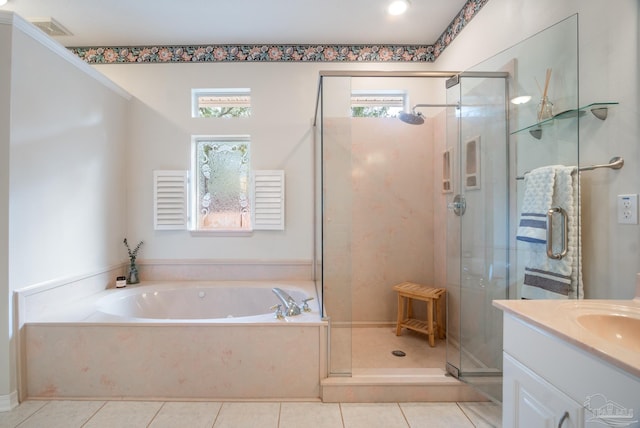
xmin=576 ymin=313 xmax=640 ymax=353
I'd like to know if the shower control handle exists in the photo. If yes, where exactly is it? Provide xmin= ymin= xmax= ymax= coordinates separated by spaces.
xmin=448 ymin=194 xmax=466 ymax=216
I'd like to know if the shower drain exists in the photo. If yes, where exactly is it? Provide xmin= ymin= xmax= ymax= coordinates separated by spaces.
xmin=391 ymin=350 xmax=406 ymax=357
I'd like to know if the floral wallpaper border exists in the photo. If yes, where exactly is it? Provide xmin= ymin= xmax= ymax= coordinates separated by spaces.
xmin=433 ymin=0 xmax=489 ymax=58
xmin=69 ymin=0 xmax=489 ymax=64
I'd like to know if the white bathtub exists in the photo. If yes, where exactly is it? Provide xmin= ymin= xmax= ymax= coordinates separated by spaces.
xmin=95 ymin=281 xmax=315 ymax=322
xmin=23 ymin=281 xmax=326 ymax=400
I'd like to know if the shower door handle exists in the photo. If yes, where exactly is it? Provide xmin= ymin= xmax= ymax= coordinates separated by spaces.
xmin=447 ymin=194 xmax=466 ymax=216
xmin=546 ymin=207 xmax=568 ymax=260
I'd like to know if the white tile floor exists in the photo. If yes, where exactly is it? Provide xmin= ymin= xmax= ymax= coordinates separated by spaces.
xmin=0 ymin=400 xmax=501 ymax=428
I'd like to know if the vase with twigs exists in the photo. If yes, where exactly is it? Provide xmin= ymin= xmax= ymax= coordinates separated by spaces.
xmin=537 ymin=68 xmax=553 ymax=122
xmin=123 ymin=238 xmax=143 ymax=284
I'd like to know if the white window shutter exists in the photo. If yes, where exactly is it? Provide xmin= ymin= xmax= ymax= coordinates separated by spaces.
xmin=153 ymin=170 xmax=188 ymax=230
xmin=251 ymin=170 xmax=285 ymax=230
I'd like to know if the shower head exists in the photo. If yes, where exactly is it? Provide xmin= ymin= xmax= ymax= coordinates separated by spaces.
xmin=398 ymin=111 xmax=425 ymax=125
xmin=398 ymin=103 xmax=459 ymax=125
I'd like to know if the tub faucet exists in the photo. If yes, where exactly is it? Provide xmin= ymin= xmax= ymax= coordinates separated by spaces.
xmin=272 ymin=288 xmax=301 ymax=316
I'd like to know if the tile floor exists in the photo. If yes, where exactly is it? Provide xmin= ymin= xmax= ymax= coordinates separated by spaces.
xmin=352 ymin=327 xmax=446 ymax=369
xmin=0 ymin=400 xmax=502 ymax=428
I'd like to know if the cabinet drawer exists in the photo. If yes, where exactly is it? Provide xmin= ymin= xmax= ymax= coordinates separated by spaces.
xmin=503 ymin=352 xmax=583 ymax=427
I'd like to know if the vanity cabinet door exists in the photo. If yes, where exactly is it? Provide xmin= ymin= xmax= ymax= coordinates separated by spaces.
xmin=503 ymin=353 xmax=584 ymax=428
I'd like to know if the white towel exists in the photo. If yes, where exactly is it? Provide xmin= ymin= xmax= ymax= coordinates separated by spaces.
xmin=516 ymin=166 xmax=556 ymax=244
xmin=520 ymin=166 xmax=583 ymax=299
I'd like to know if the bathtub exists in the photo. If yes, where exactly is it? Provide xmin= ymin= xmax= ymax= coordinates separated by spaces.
xmin=94 ymin=281 xmax=316 ymax=322
xmin=22 ymin=281 xmax=326 ymax=400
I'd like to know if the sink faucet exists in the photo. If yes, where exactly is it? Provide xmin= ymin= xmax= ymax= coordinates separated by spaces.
xmin=272 ymin=288 xmax=302 ymax=316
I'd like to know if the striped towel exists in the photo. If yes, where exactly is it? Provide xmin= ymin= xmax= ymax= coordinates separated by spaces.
xmin=520 ymin=166 xmax=583 ymax=299
xmin=516 ymin=166 xmax=555 ymax=244
xmin=523 ymin=267 xmax=572 ymax=297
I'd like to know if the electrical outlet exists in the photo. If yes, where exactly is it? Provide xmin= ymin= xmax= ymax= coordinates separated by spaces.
xmin=617 ymin=194 xmax=638 ymax=224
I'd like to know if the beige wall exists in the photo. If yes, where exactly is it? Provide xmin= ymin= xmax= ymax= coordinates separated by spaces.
xmin=9 ymin=30 xmax=130 ymax=289
xmin=96 ymin=63 xmax=438 ymax=264
xmin=1 ymin=12 xmax=130 ymax=405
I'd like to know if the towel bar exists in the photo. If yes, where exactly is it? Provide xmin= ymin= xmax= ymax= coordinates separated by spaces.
xmin=516 ymin=156 xmax=624 ymax=180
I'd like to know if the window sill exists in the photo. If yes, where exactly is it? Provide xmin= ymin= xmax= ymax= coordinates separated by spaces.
xmin=190 ymin=230 xmax=253 ymax=237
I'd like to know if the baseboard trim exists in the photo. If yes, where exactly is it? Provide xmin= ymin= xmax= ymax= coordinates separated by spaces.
xmin=0 ymin=391 xmax=19 ymax=412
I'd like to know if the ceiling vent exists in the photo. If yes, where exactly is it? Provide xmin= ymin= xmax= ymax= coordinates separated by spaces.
xmin=29 ymin=18 xmax=73 ymax=37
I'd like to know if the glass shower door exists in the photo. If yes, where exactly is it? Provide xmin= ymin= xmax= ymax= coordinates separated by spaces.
xmin=445 ymin=72 xmax=509 ymax=402
xmin=445 ymin=15 xmax=579 ymax=403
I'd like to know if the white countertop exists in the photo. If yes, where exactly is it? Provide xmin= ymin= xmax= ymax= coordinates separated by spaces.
xmin=493 ymin=298 xmax=640 ymax=379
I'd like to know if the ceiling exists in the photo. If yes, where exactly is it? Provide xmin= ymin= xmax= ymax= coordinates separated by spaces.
xmin=1 ymin=0 xmax=468 ymax=47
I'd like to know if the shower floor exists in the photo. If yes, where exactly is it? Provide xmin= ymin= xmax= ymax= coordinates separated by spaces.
xmin=352 ymin=326 xmax=446 ymax=369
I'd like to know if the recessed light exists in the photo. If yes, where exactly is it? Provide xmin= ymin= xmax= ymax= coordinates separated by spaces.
xmin=0 ymin=0 xmax=8 ymax=7
xmin=388 ymin=0 xmax=410 ymax=16
xmin=510 ymin=95 xmax=532 ymax=105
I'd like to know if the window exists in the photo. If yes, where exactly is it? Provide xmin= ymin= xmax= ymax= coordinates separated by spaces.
xmin=191 ymin=136 xmax=251 ymax=231
xmin=192 ymin=88 xmax=251 ymax=118
xmin=350 ymin=90 xmax=406 ymax=118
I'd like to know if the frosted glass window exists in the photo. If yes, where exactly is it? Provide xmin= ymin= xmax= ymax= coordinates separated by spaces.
xmin=350 ymin=90 xmax=405 ymax=118
xmin=192 ymin=88 xmax=251 ymax=118
xmin=193 ymin=137 xmax=251 ymax=231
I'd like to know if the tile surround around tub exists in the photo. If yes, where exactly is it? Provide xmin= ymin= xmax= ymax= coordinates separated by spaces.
xmin=15 ymin=265 xmax=124 ymax=327
xmin=24 ymin=323 xmax=323 ymax=400
xmin=137 ymin=259 xmax=313 ymax=282
xmin=1 ymin=400 xmax=502 ymax=428
xmin=16 ymin=260 xmax=313 ymax=325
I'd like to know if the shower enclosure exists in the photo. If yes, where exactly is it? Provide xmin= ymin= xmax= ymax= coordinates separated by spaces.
xmin=314 ymin=71 xmax=457 ymax=376
xmin=444 ymin=16 xmax=580 ymax=402
xmin=314 ymin=14 xmax=580 ymax=403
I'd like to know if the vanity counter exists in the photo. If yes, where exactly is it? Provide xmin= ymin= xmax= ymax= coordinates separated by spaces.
xmin=493 ymin=298 xmax=640 ymax=379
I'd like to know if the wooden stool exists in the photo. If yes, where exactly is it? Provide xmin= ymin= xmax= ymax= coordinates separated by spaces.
xmin=393 ymin=282 xmax=446 ymax=347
